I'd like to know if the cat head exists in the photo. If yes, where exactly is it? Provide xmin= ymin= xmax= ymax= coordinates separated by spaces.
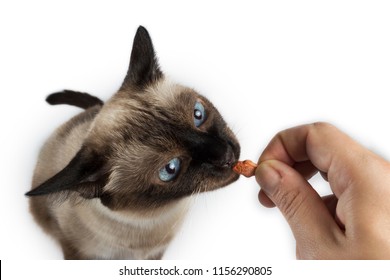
xmin=27 ymin=26 xmax=240 ymax=211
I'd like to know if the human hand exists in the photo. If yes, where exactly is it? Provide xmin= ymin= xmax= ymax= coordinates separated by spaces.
xmin=255 ymin=122 xmax=390 ymax=259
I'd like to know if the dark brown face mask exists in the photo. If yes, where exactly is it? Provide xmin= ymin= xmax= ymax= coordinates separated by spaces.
xmin=27 ymin=26 xmax=240 ymax=212
xmin=27 ymin=25 xmax=241 ymax=260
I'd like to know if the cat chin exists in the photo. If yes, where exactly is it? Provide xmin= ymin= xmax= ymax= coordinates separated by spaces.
xmin=220 ymin=170 xmax=240 ymax=186
xmin=200 ymin=169 xmax=240 ymax=193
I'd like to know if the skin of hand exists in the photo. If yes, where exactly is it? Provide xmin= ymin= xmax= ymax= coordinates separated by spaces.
xmin=255 ymin=122 xmax=390 ymax=259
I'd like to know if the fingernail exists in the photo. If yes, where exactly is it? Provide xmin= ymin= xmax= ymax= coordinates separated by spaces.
xmin=255 ymin=161 xmax=281 ymax=195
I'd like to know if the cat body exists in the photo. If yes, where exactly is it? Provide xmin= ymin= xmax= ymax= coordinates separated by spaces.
xmin=27 ymin=26 xmax=240 ymax=259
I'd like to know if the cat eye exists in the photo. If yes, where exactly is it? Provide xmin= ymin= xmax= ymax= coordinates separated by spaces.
xmin=159 ymin=158 xmax=181 ymax=182
xmin=194 ymin=101 xmax=206 ymax=127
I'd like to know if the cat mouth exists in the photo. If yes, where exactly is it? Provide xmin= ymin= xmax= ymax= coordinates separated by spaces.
xmin=204 ymin=144 xmax=241 ymax=190
xmin=199 ymin=165 xmax=239 ymax=193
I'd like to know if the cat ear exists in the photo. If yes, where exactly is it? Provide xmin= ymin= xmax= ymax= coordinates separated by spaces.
xmin=25 ymin=146 xmax=107 ymax=199
xmin=120 ymin=26 xmax=163 ymax=90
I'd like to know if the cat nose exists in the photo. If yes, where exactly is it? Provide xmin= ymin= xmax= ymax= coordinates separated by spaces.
xmin=187 ymin=134 xmax=239 ymax=168
xmin=224 ymin=144 xmax=236 ymax=167
xmin=213 ymin=143 xmax=236 ymax=168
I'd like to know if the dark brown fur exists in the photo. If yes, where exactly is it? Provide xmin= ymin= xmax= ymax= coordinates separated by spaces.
xmin=27 ymin=26 xmax=240 ymax=259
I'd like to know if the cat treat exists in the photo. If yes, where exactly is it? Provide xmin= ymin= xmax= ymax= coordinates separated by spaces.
xmin=233 ymin=160 xmax=258 ymax=177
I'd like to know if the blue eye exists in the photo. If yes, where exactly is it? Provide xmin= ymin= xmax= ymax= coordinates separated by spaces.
xmin=159 ymin=158 xmax=181 ymax=182
xmin=194 ymin=101 xmax=206 ymax=127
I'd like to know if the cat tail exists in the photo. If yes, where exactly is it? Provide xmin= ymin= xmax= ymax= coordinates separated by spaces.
xmin=46 ymin=90 xmax=104 ymax=109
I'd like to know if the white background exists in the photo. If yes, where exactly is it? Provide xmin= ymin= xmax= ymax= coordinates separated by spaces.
xmin=1 ymin=0 xmax=390 ymax=263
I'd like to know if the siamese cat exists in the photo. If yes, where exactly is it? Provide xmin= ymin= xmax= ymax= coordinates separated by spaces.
xmin=26 ymin=26 xmax=240 ymax=260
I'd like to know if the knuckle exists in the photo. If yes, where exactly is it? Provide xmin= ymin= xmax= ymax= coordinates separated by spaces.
xmin=311 ymin=121 xmax=334 ymax=131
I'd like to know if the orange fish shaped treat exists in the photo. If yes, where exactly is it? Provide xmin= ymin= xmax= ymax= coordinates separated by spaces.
xmin=233 ymin=160 xmax=258 ymax=178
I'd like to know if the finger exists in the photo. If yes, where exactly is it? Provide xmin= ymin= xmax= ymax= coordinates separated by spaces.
xmin=258 ymin=189 xmax=275 ymax=208
xmin=256 ymin=160 xmax=343 ymax=244
xmin=258 ymin=161 xmax=317 ymax=208
xmin=293 ymin=161 xmax=318 ymax=180
xmin=259 ymin=122 xmax=364 ymax=197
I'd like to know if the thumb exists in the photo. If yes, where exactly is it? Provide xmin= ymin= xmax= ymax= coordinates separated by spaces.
xmin=256 ymin=160 xmax=340 ymax=247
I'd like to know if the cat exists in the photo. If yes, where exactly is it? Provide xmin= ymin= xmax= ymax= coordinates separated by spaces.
xmin=26 ymin=26 xmax=240 ymax=260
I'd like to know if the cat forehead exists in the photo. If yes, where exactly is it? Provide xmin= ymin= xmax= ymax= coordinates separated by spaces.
xmin=145 ymin=79 xmax=188 ymax=104
xmin=145 ymin=79 xmax=204 ymax=111
xmin=87 ymin=79 xmax=206 ymax=147
xmin=110 ymin=79 xmax=199 ymax=112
